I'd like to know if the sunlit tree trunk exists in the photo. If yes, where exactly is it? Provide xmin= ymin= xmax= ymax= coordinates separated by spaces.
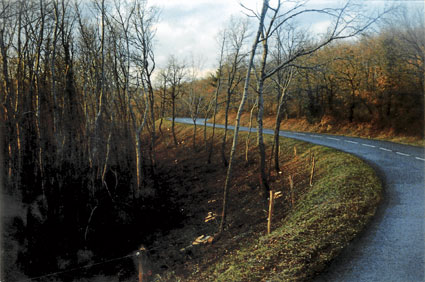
xmin=272 ymin=69 xmax=293 ymax=172
xmin=219 ymin=0 xmax=268 ymax=234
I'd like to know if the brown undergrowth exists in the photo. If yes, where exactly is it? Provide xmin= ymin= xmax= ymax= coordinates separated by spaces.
xmin=144 ymin=121 xmax=381 ymax=281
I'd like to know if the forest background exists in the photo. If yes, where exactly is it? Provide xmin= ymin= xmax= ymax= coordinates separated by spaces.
xmin=0 ymin=0 xmax=423 ymax=280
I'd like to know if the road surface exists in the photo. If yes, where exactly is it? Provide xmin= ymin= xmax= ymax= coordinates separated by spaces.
xmin=174 ymin=118 xmax=425 ymax=282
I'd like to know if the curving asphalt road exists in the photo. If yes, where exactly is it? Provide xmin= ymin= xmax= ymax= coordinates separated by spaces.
xmin=174 ymin=118 xmax=425 ymax=282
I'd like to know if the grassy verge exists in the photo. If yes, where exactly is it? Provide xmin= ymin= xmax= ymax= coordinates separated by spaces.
xmin=201 ymin=144 xmax=381 ymax=281
xmin=152 ymin=122 xmax=382 ymax=281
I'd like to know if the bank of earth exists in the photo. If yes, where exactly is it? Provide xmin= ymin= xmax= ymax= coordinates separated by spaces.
xmin=150 ymin=122 xmax=382 ymax=281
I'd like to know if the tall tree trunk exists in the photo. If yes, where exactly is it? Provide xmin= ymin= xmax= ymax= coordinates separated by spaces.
xmin=256 ymin=79 xmax=270 ymax=195
xmin=171 ymin=95 xmax=178 ymax=146
xmin=208 ymin=36 xmax=225 ymax=163
xmin=0 ymin=28 xmax=15 ymax=188
xmin=256 ymin=33 xmax=271 ymax=197
xmin=158 ymin=90 xmax=166 ymax=135
xmin=245 ymin=100 xmax=257 ymax=163
xmin=349 ymin=89 xmax=356 ymax=123
xmin=273 ymin=107 xmax=283 ymax=173
xmin=192 ymin=120 xmax=197 ymax=150
xmin=219 ymin=0 xmax=268 ymax=234
xmin=220 ymin=91 xmax=231 ymax=166
xmin=272 ymin=70 xmax=292 ymax=172
xmin=208 ymin=78 xmax=222 ymax=163
xmin=51 ymin=0 xmax=59 ymax=134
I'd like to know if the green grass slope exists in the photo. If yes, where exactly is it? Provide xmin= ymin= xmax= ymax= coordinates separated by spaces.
xmin=198 ymin=142 xmax=382 ymax=281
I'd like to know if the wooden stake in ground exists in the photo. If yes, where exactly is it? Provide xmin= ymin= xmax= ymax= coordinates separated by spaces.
xmin=310 ymin=155 xmax=316 ymax=187
xmin=288 ymin=175 xmax=294 ymax=207
xmin=267 ymin=190 xmax=275 ymax=235
xmin=138 ymin=246 xmax=147 ymax=282
xmin=293 ymin=146 xmax=297 ymax=157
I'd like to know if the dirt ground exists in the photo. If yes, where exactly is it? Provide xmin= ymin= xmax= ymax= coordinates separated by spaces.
xmin=143 ymin=124 xmax=312 ymax=280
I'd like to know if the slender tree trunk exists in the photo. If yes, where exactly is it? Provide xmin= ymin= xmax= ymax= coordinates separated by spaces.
xmin=208 ymin=38 xmax=225 ymax=163
xmin=192 ymin=121 xmax=197 ymax=150
xmin=208 ymin=73 xmax=223 ymax=163
xmin=273 ymin=106 xmax=283 ymax=172
xmin=158 ymin=92 xmax=166 ymax=135
xmin=0 ymin=30 xmax=11 ymax=103
xmin=172 ymin=95 xmax=178 ymax=146
xmin=221 ymin=91 xmax=231 ymax=167
xmin=0 ymin=28 xmax=15 ymax=188
xmin=130 ymin=87 xmax=150 ymax=198
xmin=245 ymin=100 xmax=257 ymax=163
xmin=51 ymin=0 xmax=59 ymax=134
xmin=349 ymin=89 xmax=356 ymax=123
xmin=136 ymin=104 xmax=149 ymax=194
xmin=256 ymin=36 xmax=271 ymax=197
xmin=219 ymin=0 xmax=268 ymax=234
xmin=146 ymin=80 xmax=156 ymax=169
xmin=256 ymin=79 xmax=270 ymax=195
xmin=204 ymin=117 xmax=208 ymax=150
xmin=272 ymin=70 xmax=292 ymax=172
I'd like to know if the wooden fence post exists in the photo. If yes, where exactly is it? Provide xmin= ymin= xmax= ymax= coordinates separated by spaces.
xmin=310 ymin=155 xmax=316 ymax=187
xmin=288 ymin=175 xmax=294 ymax=207
xmin=138 ymin=246 xmax=146 ymax=282
xmin=267 ymin=190 xmax=275 ymax=235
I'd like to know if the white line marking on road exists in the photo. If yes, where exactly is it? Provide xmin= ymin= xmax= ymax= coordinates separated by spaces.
xmin=327 ymin=137 xmax=340 ymax=141
xmin=345 ymin=140 xmax=358 ymax=144
xmin=310 ymin=135 xmax=322 ymax=138
xmin=396 ymin=152 xmax=410 ymax=157
xmin=379 ymin=147 xmax=392 ymax=152
xmin=295 ymin=133 xmax=306 ymax=136
xmin=362 ymin=144 xmax=376 ymax=148
xmin=415 ymin=157 xmax=425 ymax=161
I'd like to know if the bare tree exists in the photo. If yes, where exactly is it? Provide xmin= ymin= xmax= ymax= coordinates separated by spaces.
xmin=129 ymin=75 xmax=150 ymax=198
xmin=166 ymin=55 xmax=186 ymax=146
xmin=219 ymin=0 xmax=388 ymax=232
xmin=156 ymin=68 xmax=169 ymax=135
xmin=269 ymin=26 xmax=299 ymax=172
xmin=184 ymin=55 xmax=204 ymax=150
xmin=220 ymin=17 xmax=249 ymax=167
xmin=219 ymin=0 xmax=269 ymax=234
xmin=132 ymin=0 xmax=159 ymax=166
xmin=207 ymin=31 xmax=226 ymax=164
xmin=252 ymin=0 xmax=387 ymax=195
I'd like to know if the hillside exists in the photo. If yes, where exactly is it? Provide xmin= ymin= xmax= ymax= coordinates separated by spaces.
xmin=145 ymin=122 xmax=382 ymax=281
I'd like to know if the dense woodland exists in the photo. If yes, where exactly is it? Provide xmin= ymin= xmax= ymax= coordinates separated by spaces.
xmin=1 ymin=0 xmax=423 ymax=280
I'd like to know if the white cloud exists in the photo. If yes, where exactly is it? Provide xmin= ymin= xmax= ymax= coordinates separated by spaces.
xmin=311 ymin=20 xmax=332 ymax=35
xmin=151 ymin=0 xmax=259 ymax=70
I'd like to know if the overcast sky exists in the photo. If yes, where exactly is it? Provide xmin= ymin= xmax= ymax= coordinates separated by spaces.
xmin=150 ymin=0 xmax=252 ymax=74
xmin=149 ymin=0 xmax=423 ymax=75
